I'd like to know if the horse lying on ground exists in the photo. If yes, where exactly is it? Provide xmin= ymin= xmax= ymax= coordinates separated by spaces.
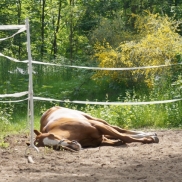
xmin=34 ymin=106 xmax=159 ymax=151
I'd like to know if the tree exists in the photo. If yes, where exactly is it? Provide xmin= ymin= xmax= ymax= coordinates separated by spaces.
xmin=77 ymin=0 xmax=123 ymax=35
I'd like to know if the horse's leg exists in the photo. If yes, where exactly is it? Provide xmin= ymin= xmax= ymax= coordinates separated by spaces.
xmin=105 ymin=130 xmax=157 ymax=140
xmin=100 ymin=136 xmax=125 ymax=146
xmin=89 ymin=120 xmax=159 ymax=144
xmin=85 ymin=114 xmax=157 ymax=136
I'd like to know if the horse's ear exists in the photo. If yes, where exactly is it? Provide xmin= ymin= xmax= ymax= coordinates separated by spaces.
xmin=34 ymin=129 xmax=42 ymax=136
xmin=48 ymin=133 xmax=61 ymax=140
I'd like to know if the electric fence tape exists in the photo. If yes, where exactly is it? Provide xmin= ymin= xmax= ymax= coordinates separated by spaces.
xmin=0 ymin=91 xmax=28 ymax=103
xmin=0 ymin=51 xmax=181 ymax=70
xmin=33 ymin=96 xmax=182 ymax=105
xmin=0 ymin=25 xmax=26 ymax=41
xmin=0 ymin=91 xmax=28 ymax=97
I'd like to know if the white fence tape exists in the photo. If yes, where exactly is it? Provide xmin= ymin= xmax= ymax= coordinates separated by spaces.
xmin=0 ymin=98 xmax=28 ymax=103
xmin=34 ymin=96 xmax=182 ymax=105
xmin=0 ymin=52 xmax=28 ymax=63
xmin=0 ymin=26 xmax=26 ymax=41
xmin=0 ymin=25 xmax=26 ymax=30
xmin=0 ymin=91 xmax=28 ymax=103
xmin=0 ymin=91 xmax=28 ymax=98
xmin=32 ymin=60 xmax=182 ymax=70
xmin=0 ymin=53 xmax=181 ymax=70
xmin=0 ymin=51 xmax=181 ymax=71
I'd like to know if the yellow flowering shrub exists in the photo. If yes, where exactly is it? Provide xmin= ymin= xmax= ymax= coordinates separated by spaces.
xmin=93 ymin=13 xmax=182 ymax=87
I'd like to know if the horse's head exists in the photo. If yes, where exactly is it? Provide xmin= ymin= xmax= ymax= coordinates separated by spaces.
xmin=34 ymin=130 xmax=82 ymax=151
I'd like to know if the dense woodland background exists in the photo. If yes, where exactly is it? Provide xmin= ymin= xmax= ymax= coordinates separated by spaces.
xmin=0 ymin=0 xmax=182 ymax=136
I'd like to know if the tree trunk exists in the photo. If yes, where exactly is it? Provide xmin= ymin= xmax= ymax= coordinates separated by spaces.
xmin=52 ymin=1 xmax=62 ymax=58
xmin=17 ymin=0 xmax=21 ymax=59
xmin=69 ymin=0 xmax=74 ymax=65
xmin=41 ymin=0 xmax=46 ymax=60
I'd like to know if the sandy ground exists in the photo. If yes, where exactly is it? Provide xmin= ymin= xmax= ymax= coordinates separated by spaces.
xmin=0 ymin=130 xmax=182 ymax=182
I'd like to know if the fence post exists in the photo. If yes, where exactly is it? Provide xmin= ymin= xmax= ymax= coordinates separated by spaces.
xmin=26 ymin=18 xmax=39 ymax=154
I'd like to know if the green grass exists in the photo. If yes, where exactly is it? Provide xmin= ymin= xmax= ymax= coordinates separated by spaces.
xmin=81 ymin=102 xmax=182 ymax=129
xmin=0 ymin=107 xmax=41 ymax=148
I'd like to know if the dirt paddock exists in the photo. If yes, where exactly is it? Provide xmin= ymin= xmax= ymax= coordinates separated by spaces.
xmin=0 ymin=130 xmax=182 ymax=182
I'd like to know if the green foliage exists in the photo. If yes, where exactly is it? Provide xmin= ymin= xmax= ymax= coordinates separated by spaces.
xmin=171 ymin=74 xmax=182 ymax=98
xmin=0 ymin=104 xmax=13 ymax=147
xmin=82 ymin=91 xmax=182 ymax=129
xmin=89 ymin=12 xmax=133 ymax=47
xmin=0 ymin=104 xmax=13 ymax=126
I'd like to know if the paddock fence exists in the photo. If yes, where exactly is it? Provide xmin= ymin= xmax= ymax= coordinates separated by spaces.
xmin=0 ymin=19 xmax=182 ymax=152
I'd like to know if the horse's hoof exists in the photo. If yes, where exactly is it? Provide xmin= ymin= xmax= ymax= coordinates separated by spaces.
xmin=151 ymin=136 xmax=159 ymax=143
xmin=147 ymin=132 xmax=157 ymax=136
